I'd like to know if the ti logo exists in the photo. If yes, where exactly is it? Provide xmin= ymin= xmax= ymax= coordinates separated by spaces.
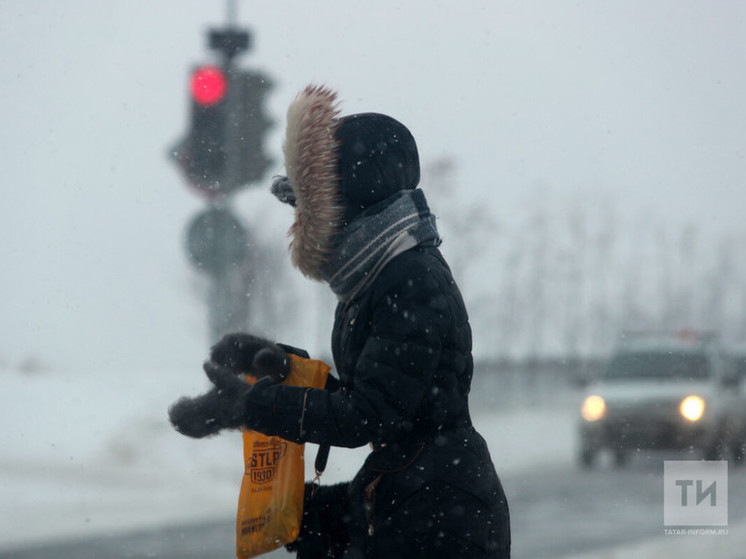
xmin=664 ymin=461 xmax=728 ymax=527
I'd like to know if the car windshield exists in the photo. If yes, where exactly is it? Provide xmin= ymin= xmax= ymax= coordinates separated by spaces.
xmin=603 ymin=351 xmax=711 ymax=381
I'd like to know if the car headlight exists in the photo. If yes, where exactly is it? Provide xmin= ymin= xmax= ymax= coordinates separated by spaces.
xmin=581 ymin=395 xmax=606 ymax=421
xmin=679 ymin=395 xmax=705 ymax=422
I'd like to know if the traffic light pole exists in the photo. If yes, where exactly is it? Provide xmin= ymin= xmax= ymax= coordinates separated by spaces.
xmin=206 ymin=22 xmax=252 ymax=343
xmin=170 ymin=13 xmax=273 ymax=345
xmin=205 ymin=25 xmax=250 ymax=344
xmin=209 ymin=253 xmax=250 ymax=344
xmin=226 ymin=0 xmax=238 ymax=26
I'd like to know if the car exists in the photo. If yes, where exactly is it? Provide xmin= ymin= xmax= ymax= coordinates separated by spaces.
xmin=577 ymin=330 xmax=734 ymax=468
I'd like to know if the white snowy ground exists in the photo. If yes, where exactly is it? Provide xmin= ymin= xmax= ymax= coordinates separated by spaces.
xmin=1 ymin=367 xmax=745 ymax=557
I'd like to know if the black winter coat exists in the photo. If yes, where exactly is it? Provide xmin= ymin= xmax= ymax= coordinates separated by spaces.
xmin=248 ymin=245 xmax=510 ymax=558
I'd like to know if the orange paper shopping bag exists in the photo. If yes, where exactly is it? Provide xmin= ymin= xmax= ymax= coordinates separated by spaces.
xmin=236 ymin=354 xmax=330 ymax=558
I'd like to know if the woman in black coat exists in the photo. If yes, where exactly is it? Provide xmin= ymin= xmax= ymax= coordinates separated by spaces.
xmin=170 ymin=85 xmax=510 ymax=558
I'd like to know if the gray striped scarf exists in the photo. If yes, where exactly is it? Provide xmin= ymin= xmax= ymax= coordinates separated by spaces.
xmin=320 ymin=189 xmax=441 ymax=303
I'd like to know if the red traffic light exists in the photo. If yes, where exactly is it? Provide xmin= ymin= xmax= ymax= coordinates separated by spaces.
xmin=190 ymin=66 xmax=227 ymax=106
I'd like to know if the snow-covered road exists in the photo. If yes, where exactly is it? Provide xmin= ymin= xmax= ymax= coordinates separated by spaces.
xmin=2 ymin=367 xmax=744 ymax=557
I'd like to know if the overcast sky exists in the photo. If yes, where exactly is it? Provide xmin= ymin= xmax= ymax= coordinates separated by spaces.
xmin=1 ymin=0 xmax=744 ymax=371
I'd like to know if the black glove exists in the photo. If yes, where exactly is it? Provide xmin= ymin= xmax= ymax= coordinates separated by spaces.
xmin=285 ymin=482 xmax=352 ymax=559
xmin=168 ymin=361 xmax=257 ymax=438
xmin=210 ymin=333 xmax=291 ymax=383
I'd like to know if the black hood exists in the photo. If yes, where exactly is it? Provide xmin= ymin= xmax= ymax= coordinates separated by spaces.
xmin=335 ymin=113 xmax=420 ymax=223
xmin=279 ymin=85 xmax=422 ymax=279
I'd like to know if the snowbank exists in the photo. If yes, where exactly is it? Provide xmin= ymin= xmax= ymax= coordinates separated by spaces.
xmin=0 ymin=367 xmax=574 ymax=549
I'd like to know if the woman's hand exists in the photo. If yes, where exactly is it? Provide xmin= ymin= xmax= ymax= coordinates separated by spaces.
xmin=168 ymin=361 xmax=259 ymax=438
xmin=210 ymin=333 xmax=291 ymax=382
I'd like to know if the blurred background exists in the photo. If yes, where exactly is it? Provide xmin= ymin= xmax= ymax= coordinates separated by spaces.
xmin=2 ymin=0 xmax=745 ymax=373
xmin=1 ymin=1 xmax=745 ymax=558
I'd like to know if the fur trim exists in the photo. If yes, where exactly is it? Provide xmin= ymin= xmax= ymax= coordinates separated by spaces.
xmin=283 ymin=85 xmax=344 ymax=279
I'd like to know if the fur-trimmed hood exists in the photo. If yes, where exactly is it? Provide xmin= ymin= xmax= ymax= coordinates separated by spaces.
xmin=281 ymin=85 xmax=421 ymax=280
xmin=283 ymin=85 xmax=344 ymax=280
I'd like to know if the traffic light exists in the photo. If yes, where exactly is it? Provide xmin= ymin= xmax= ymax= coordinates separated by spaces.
xmin=191 ymin=65 xmax=228 ymax=106
xmin=223 ymin=70 xmax=273 ymax=191
xmin=173 ymin=65 xmax=274 ymax=197
xmin=186 ymin=66 xmax=229 ymax=190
